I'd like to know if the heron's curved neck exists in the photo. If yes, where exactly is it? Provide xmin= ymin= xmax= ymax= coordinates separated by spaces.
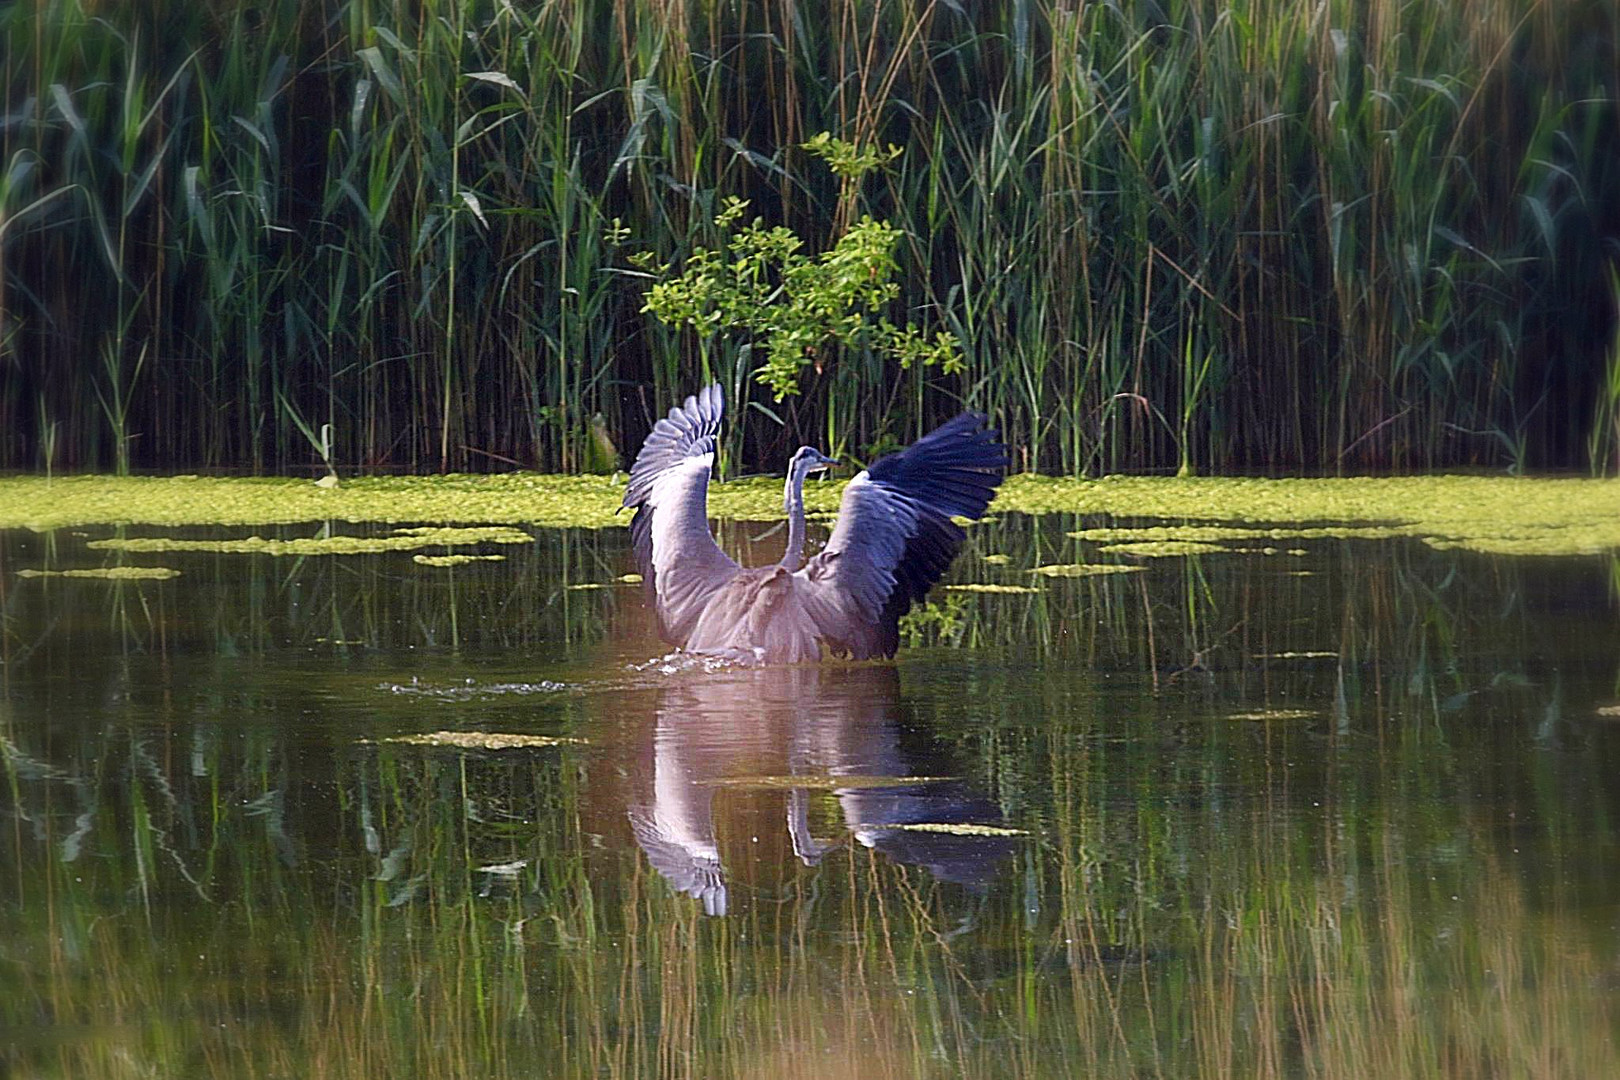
xmin=780 ymin=460 xmax=810 ymax=572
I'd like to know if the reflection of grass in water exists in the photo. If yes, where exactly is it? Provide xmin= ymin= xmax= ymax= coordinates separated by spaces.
xmin=4 ymin=517 xmax=1616 ymax=1077
xmin=7 ymin=474 xmax=1620 ymax=555
xmin=6 ymin=721 xmax=1618 ymax=1080
xmin=700 ymin=774 xmax=958 ymax=790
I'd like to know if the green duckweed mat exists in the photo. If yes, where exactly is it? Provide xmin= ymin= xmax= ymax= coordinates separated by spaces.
xmin=2 ymin=473 xmax=1617 ymax=556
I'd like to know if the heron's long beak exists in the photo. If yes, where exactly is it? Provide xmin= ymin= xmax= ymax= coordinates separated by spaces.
xmin=808 ymin=457 xmax=837 ymax=473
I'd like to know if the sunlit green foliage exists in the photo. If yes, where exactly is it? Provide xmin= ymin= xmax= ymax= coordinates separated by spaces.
xmin=638 ymin=186 xmax=960 ymax=400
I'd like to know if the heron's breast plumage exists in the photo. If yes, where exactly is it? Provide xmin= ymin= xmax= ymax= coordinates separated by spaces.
xmin=684 ymin=566 xmax=823 ymax=664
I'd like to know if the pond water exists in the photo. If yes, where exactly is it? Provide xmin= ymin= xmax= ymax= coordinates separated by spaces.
xmin=2 ymin=515 xmax=1618 ymax=1078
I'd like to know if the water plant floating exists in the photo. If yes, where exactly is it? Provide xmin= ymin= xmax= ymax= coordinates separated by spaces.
xmin=372 ymin=732 xmax=585 ymax=750
xmin=1030 ymin=563 xmax=1145 ymax=577
xmin=3 ymin=475 xmax=1618 ymax=557
xmin=412 ymin=553 xmax=507 ymax=566
xmin=17 ymin=566 xmax=181 ymax=580
xmin=1098 ymin=540 xmax=1234 ymax=557
xmin=857 ymin=822 xmax=1029 ymax=837
xmin=1221 ymin=709 xmax=1317 ymax=722
xmin=942 ymin=583 xmax=1041 ymax=594
xmin=87 ymin=526 xmax=533 ymax=557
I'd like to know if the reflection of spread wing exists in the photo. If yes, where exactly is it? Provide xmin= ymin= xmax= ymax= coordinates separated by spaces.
xmin=844 ymin=783 xmax=1019 ymax=890
xmin=799 ymin=413 xmax=1006 ymax=658
xmin=628 ymin=807 xmax=728 ymax=916
xmin=621 ymin=384 xmax=739 ymax=645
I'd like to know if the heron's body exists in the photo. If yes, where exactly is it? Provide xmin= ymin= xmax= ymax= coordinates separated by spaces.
xmin=684 ymin=566 xmax=822 ymax=663
xmin=622 ymin=384 xmax=1006 ymax=664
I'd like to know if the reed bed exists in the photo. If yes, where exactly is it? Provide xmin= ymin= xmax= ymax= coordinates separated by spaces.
xmin=1 ymin=0 xmax=1617 ymax=475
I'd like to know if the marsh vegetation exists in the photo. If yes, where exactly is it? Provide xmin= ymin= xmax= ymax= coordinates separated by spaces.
xmin=3 ymin=0 xmax=1617 ymax=475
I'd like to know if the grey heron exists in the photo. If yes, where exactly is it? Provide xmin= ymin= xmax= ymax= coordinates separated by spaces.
xmin=622 ymin=383 xmax=1007 ymax=663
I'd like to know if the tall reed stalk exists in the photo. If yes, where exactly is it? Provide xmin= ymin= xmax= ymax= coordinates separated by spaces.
xmin=0 ymin=0 xmax=1615 ymax=474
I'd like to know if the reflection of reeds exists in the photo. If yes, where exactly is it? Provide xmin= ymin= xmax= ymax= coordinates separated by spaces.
xmin=4 ymin=524 xmax=1618 ymax=1076
xmin=5 ymin=708 xmax=1617 ymax=1078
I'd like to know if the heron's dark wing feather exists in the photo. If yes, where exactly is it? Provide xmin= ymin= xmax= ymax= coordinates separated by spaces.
xmin=800 ymin=412 xmax=1006 ymax=658
xmin=621 ymin=384 xmax=739 ymax=644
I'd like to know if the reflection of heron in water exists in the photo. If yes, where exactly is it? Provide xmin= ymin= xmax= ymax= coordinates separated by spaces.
xmin=626 ymin=664 xmax=1016 ymax=916
xmin=622 ymin=384 xmax=1006 ymax=663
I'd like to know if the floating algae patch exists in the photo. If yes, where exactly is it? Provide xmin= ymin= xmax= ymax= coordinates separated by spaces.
xmin=1002 ymin=474 xmax=1620 ymax=556
xmin=5 ymin=474 xmax=1618 ymax=555
xmin=1221 ymin=709 xmax=1317 ymax=722
xmin=1071 ymin=525 xmax=1274 ymax=544
xmin=0 ymin=474 xmax=628 ymax=531
xmin=372 ymin=731 xmax=585 ymax=750
xmin=87 ymin=526 xmax=533 ymax=557
xmin=1030 ymin=563 xmax=1144 ymax=577
xmin=412 ymin=553 xmax=507 ymax=567
xmin=1068 ymin=524 xmax=1406 ymax=544
xmin=1099 ymin=540 xmax=1234 ymax=557
xmin=700 ymin=775 xmax=958 ymax=791
xmin=1253 ymin=651 xmax=1340 ymax=660
xmin=943 ymin=583 xmax=1040 ymax=594
xmin=857 ymin=822 xmax=1028 ymax=837
xmin=17 ymin=566 xmax=180 ymax=580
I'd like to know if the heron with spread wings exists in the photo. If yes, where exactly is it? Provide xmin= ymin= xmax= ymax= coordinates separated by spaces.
xmin=622 ymin=384 xmax=1007 ymax=663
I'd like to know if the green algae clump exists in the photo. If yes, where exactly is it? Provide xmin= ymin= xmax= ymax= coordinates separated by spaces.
xmin=412 ymin=553 xmax=507 ymax=567
xmin=943 ymin=583 xmax=1040 ymax=594
xmin=17 ymin=566 xmax=181 ymax=580
xmin=1098 ymin=540 xmax=1233 ymax=557
xmin=1030 ymin=563 xmax=1145 ymax=577
xmin=1009 ymin=474 xmax=1620 ymax=557
xmin=374 ymin=732 xmax=585 ymax=750
xmin=87 ymin=526 xmax=532 ymax=557
xmin=4 ymin=473 xmax=1618 ymax=557
xmin=1221 ymin=709 xmax=1317 ymax=722
xmin=859 ymin=822 xmax=1028 ymax=837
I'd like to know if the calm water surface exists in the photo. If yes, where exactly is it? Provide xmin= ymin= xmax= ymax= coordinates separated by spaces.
xmin=2 ymin=515 xmax=1618 ymax=1078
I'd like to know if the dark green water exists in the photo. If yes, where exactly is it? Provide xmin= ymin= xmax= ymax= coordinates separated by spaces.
xmin=3 ymin=517 xmax=1618 ymax=1078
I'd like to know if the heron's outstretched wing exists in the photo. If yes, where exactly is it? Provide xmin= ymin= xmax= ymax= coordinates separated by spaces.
xmin=799 ymin=412 xmax=1006 ymax=658
xmin=622 ymin=384 xmax=740 ymax=644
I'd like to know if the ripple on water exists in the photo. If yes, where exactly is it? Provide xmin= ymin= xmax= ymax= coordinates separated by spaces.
xmin=380 ymin=677 xmax=574 ymax=701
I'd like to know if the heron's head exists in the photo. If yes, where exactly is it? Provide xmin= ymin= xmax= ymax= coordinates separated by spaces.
xmin=785 ymin=447 xmax=838 ymax=511
xmin=792 ymin=446 xmax=838 ymax=474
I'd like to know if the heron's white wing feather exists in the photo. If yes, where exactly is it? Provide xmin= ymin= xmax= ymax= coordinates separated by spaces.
xmin=622 ymin=385 xmax=740 ymax=644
